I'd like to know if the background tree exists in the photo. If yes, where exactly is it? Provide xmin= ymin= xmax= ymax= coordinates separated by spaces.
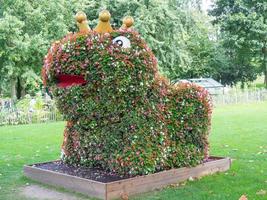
xmin=210 ymin=0 xmax=267 ymax=87
xmin=1 ymin=0 xmax=249 ymax=99
xmin=0 ymin=0 xmax=88 ymax=100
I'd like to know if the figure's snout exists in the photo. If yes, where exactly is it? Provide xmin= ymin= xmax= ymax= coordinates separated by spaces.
xmin=56 ymin=74 xmax=87 ymax=88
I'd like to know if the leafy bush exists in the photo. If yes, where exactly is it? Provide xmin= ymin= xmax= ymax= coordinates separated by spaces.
xmin=16 ymin=93 xmax=44 ymax=111
xmin=43 ymin=29 xmax=212 ymax=176
xmin=0 ymin=95 xmax=61 ymax=126
xmin=165 ymin=83 xmax=212 ymax=167
xmin=0 ymin=108 xmax=62 ymax=126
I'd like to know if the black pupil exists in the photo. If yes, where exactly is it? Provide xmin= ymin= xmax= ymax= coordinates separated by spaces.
xmin=115 ymin=40 xmax=123 ymax=47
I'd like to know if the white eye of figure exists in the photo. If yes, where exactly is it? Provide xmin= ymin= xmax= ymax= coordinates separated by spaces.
xmin=112 ymin=36 xmax=131 ymax=48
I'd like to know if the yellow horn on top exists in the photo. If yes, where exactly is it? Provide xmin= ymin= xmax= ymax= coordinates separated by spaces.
xmin=121 ymin=16 xmax=134 ymax=29
xmin=94 ymin=10 xmax=113 ymax=33
xmin=75 ymin=11 xmax=91 ymax=33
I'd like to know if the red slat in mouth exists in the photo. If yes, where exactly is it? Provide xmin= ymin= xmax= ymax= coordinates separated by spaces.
xmin=57 ymin=74 xmax=87 ymax=88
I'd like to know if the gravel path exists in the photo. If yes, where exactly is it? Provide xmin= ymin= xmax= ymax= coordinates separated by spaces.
xmin=21 ymin=185 xmax=88 ymax=200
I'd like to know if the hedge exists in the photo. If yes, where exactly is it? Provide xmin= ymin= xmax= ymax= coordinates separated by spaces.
xmin=43 ymin=29 xmax=212 ymax=176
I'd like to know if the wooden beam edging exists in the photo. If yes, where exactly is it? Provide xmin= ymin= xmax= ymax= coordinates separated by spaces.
xmin=105 ymin=157 xmax=231 ymax=199
xmin=24 ymin=165 xmax=106 ymax=199
xmin=24 ymin=157 xmax=231 ymax=200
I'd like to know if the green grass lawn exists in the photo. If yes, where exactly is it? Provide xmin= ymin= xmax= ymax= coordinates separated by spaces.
xmin=0 ymin=102 xmax=267 ymax=200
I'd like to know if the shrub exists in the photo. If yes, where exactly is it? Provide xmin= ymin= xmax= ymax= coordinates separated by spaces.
xmin=165 ymin=83 xmax=212 ymax=168
xmin=43 ymin=19 xmax=212 ymax=176
xmin=0 ymin=95 xmax=61 ymax=126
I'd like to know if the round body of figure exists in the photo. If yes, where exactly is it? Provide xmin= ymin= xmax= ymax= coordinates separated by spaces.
xmin=43 ymin=11 xmax=212 ymax=176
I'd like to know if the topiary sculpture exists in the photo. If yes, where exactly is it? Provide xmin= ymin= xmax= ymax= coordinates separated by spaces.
xmin=42 ymin=10 xmax=212 ymax=176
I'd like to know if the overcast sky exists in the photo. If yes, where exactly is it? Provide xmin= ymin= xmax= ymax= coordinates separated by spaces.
xmin=202 ymin=0 xmax=213 ymax=12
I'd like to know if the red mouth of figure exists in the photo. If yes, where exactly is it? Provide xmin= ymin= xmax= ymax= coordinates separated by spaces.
xmin=56 ymin=74 xmax=87 ymax=88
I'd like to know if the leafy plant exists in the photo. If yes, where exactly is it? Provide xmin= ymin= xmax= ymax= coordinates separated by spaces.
xmin=43 ymin=28 xmax=212 ymax=176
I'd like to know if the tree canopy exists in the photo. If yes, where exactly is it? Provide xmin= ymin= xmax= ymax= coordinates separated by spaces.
xmin=0 ymin=0 xmax=265 ymax=99
xmin=210 ymin=0 xmax=267 ymax=87
xmin=0 ymin=0 xmax=85 ymax=99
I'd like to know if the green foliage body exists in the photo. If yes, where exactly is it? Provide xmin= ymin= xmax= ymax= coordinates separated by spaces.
xmin=43 ymin=27 xmax=212 ymax=175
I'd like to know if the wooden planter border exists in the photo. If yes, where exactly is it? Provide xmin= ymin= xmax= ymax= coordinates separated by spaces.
xmin=24 ymin=156 xmax=231 ymax=200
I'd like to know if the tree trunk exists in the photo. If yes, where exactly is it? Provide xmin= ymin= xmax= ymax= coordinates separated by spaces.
xmin=10 ymin=77 xmax=17 ymax=101
xmin=265 ymin=58 xmax=267 ymax=88
xmin=263 ymin=43 xmax=267 ymax=88
xmin=16 ymin=77 xmax=22 ymax=100
xmin=144 ymin=0 xmax=149 ymax=8
xmin=241 ymin=82 xmax=245 ymax=90
xmin=263 ymin=17 xmax=267 ymax=88
xmin=16 ymin=77 xmax=26 ymax=99
xmin=21 ymin=86 xmax=26 ymax=97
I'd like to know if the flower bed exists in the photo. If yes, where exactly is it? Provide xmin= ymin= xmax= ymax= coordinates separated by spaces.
xmin=41 ymin=11 xmax=212 ymax=176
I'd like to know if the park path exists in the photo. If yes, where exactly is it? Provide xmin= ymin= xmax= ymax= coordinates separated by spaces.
xmin=21 ymin=184 xmax=88 ymax=200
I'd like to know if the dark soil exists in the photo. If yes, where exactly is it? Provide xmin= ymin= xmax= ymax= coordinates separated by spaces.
xmin=34 ymin=161 xmax=130 ymax=183
xmin=33 ymin=157 xmax=219 ymax=183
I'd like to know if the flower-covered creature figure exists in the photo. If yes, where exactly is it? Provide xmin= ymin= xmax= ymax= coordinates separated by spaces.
xmin=43 ymin=11 xmax=212 ymax=176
